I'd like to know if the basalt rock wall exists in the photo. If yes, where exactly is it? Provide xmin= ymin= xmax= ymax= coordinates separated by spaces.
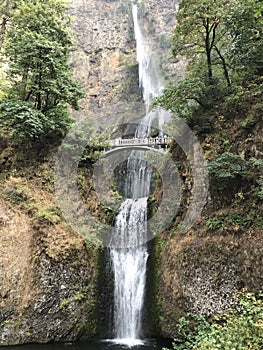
xmin=69 ymin=0 xmax=181 ymax=134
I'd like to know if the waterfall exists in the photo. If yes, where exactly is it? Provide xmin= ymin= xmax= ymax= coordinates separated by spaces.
xmin=109 ymin=3 xmax=167 ymax=346
xmin=132 ymin=4 xmax=163 ymax=112
xmin=110 ymin=152 xmax=151 ymax=345
xmin=110 ymin=198 xmax=149 ymax=344
xmin=132 ymin=4 xmax=170 ymax=138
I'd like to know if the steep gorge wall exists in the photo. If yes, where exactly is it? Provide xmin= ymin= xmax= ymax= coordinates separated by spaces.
xmin=69 ymin=0 xmax=140 ymax=131
xmin=69 ymin=0 xmax=180 ymax=133
xmin=0 ymin=194 xmax=101 ymax=345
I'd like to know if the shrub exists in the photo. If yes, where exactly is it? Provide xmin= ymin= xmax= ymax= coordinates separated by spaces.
xmin=194 ymin=292 xmax=263 ymax=350
xmin=0 ymin=100 xmax=48 ymax=141
xmin=206 ymin=211 xmax=263 ymax=232
xmin=207 ymin=152 xmax=248 ymax=180
xmin=0 ymin=100 xmax=73 ymax=146
xmin=34 ymin=205 xmax=61 ymax=226
xmin=165 ymin=291 xmax=263 ymax=350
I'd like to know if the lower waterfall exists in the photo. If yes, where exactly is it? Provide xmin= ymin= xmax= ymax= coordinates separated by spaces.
xmin=110 ymin=198 xmax=149 ymax=345
xmin=109 ymin=150 xmax=152 ymax=345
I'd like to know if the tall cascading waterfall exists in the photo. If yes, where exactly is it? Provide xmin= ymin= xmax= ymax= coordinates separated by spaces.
xmin=109 ymin=3 xmax=167 ymax=346
xmin=132 ymin=4 xmax=170 ymax=137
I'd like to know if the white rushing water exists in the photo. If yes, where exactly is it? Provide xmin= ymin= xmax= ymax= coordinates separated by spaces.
xmin=132 ymin=4 xmax=171 ymax=138
xmin=110 ymin=198 xmax=149 ymax=344
xmin=132 ymin=4 xmax=163 ymax=112
xmin=109 ymin=3 xmax=168 ymax=346
xmin=110 ymin=151 xmax=151 ymax=344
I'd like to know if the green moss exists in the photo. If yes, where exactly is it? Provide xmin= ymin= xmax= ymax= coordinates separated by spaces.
xmin=34 ymin=205 xmax=61 ymax=226
xmin=60 ymin=299 xmax=70 ymax=310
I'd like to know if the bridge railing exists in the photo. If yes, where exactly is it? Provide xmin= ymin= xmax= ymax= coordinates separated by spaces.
xmin=106 ymin=137 xmax=171 ymax=147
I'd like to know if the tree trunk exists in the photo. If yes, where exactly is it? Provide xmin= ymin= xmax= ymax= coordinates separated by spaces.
xmin=204 ymin=18 xmax=213 ymax=82
xmin=214 ymin=45 xmax=231 ymax=87
xmin=0 ymin=17 xmax=8 ymax=50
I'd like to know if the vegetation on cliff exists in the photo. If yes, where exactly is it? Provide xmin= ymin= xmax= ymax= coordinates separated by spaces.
xmin=165 ymin=291 xmax=263 ymax=350
xmin=0 ymin=0 xmax=83 ymax=150
xmin=154 ymin=0 xmax=263 ymax=346
xmin=155 ymin=0 xmax=263 ymax=231
xmin=0 ymin=1 xmax=103 ymax=345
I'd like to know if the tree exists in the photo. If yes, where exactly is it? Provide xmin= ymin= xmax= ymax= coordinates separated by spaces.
xmin=173 ymin=0 xmax=234 ymax=86
xmin=154 ymin=0 xmax=263 ymax=134
xmin=0 ymin=0 xmax=84 ymax=145
xmin=0 ymin=0 xmax=20 ymax=50
xmin=224 ymin=0 xmax=263 ymax=82
xmin=2 ymin=0 xmax=83 ymax=117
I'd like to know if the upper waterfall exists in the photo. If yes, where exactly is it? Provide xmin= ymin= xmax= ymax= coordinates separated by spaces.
xmin=132 ymin=4 xmax=171 ymax=138
xmin=132 ymin=4 xmax=164 ymax=112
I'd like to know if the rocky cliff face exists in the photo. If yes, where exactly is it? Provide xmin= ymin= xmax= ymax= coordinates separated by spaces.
xmin=68 ymin=0 xmax=140 ymax=132
xmin=156 ymin=232 xmax=263 ymax=337
xmin=0 ymin=195 xmax=101 ymax=345
xmin=68 ymin=0 xmax=181 ymax=134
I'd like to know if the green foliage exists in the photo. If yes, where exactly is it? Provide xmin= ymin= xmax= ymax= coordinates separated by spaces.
xmin=206 ymin=217 xmax=224 ymax=232
xmin=173 ymin=0 xmax=262 ymax=84
xmin=251 ymin=176 xmax=263 ymax=200
xmin=154 ymin=76 xmax=226 ymax=133
xmin=60 ymin=298 xmax=70 ymax=310
xmin=57 ymin=119 xmax=107 ymax=170
xmin=249 ymin=155 xmax=263 ymax=201
xmin=241 ymin=116 xmax=256 ymax=129
xmin=0 ymin=100 xmax=73 ymax=145
xmin=0 ymin=0 xmax=84 ymax=147
xmin=166 ymin=291 xmax=263 ymax=350
xmin=224 ymin=0 xmax=263 ymax=82
xmin=3 ymin=0 xmax=83 ymax=109
xmin=207 ymin=152 xmax=248 ymax=180
xmin=206 ymin=211 xmax=263 ymax=232
xmin=0 ymin=100 xmax=49 ymax=141
xmin=35 ymin=205 xmax=61 ymax=226
xmin=173 ymin=0 xmax=233 ymax=84
xmin=60 ymin=285 xmax=94 ymax=312
xmin=163 ymin=314 xmax=210 ymax=350
xmin=194 ymin=291 xmax=263 ymax=350
xmin=155 ymin=0 xmax=262 ymax=136
xmin=224 ymin=82 xmax=263 ymax=118
xmin=154 ymin=77 xmax=206 ymax=116
xmin=0 ymin=0 xmax=19 ymax=49
xmin=74 ymin=286 xmax=93 ymax=302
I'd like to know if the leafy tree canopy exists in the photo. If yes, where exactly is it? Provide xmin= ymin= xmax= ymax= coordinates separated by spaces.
xmin=0 ymin=0 xmax=84 ymax=146
xmin=155 ymin=0 xmax=263 ymax=133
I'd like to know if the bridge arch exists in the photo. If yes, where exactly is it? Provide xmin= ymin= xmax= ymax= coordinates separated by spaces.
xmin=103 ymin=145 xmax=165 ymax=156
